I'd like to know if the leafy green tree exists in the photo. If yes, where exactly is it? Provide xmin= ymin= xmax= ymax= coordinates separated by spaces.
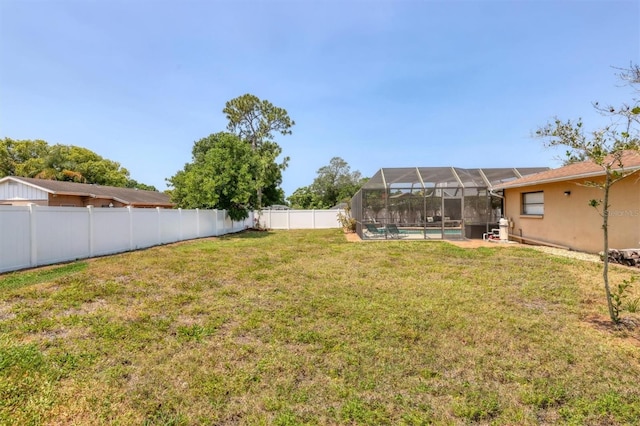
xmin=223 ymin=93 xmax=295 ymax=150
xmin=287 ymin=186 xmax=323 ymax=209
xmin=0 ymin=138 xmax=49 ymax=177
xmin=0 ymin=142 xmax=8 ymax=176
xmin=167 ymin=132 xmax=260 ymax=220
xmin=124 ymin=180 xmax=157 ymax=191
xmin=535 ymin=65 xmax=640 ymax=324
xmin=288 ymin=157 xmax=367 ymax=209
xmin=223 ymin=94 xmax=294 ymax=208
xmin=313 ymin=157 xmax=366 ymax=208
xmin=0 ymin=138 xmax=154 ymax=189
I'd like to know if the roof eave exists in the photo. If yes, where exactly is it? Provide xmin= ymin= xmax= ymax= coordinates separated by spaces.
xmin=498 ymin=165 xmax=640 ymax=190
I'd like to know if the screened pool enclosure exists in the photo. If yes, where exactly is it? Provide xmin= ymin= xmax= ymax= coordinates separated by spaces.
xmin=351 ymin=167 xmax=548 ymax=240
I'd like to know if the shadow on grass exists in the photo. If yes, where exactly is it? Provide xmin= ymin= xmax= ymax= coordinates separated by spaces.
xmin=219 ymin=229 xmax=275 ymax=240
xmin=584 ymin=313 xmax=640 ymax=340
xmin=0 ymin=262 xmax=88 ymax=291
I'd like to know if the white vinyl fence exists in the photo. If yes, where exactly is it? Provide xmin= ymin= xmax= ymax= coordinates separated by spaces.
xmin=0 ymin=206 xmax=343 ymax=273
xmin=256 ymin=209 xmax=343 ymax=230
xmin=0 ymin=206 xmax=252 ymax=273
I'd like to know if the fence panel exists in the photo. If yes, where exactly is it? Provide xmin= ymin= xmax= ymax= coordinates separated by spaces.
xmin=260 ymin=209 xmax=343 ymax=229
xmin=92 ymin=208 xmax=131 ymax=256
xmin=235 ymin=212 xmax=254 ymax=232
xmin=312 ymin=210 xmax=343 ymax=228
xmin=35 ymin=207 xmax=90 ymax=266
xmin=289 ymin=211 xmax=313 ymax=228
xmin=0 ymin=206 xmax=31 ymax=273
xmin=198 ymin=209 xmax=217 ymax=237
xmin=216 ymin=210 xmax=227 ymax=236
xmin=180 ymin=209 xmax=200 ymax=240
xmin=262 ymin=210 xmax=289 ymax=229
xmin=159 ymin=209 xmax=182 ymax=244
xmin=131 ymin=208 xmax=161 ymax=249
xmin=222 ymin=215 xmax=234 ymax=235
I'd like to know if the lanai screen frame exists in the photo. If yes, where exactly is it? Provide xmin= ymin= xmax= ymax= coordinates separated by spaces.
xmin=352 ymin=166 xmax=549 ymax=240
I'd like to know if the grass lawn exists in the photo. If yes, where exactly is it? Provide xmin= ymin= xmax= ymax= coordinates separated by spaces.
xmin=1 ymin=229 xmax=640 ymax=425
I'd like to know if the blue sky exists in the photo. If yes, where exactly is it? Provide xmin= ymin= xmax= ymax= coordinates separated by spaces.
xmin=1 ymin=0 xmax=639 ymax=197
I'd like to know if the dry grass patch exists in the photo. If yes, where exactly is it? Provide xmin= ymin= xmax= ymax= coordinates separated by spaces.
xmin=1 ymin=229 xmax=639 ymax=425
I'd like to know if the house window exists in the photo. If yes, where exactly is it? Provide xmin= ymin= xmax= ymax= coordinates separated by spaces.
xmin=522 ymin=191 xmax=544 ymax=215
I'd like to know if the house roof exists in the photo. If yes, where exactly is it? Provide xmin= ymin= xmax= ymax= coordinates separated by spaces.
xmin=495 ymin=150 xmax=640 ymax=189
xmin=0 ymin=176 xmax=174 ymax=207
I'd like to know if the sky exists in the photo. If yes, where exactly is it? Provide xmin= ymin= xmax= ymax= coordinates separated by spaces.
xmin=1 ymin=0 xmax=639 ymax=198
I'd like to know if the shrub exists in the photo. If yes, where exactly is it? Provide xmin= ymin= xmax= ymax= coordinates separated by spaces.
xmin=337 ymin=205 xmax=356 ymax=233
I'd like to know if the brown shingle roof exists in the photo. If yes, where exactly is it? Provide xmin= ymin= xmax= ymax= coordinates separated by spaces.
xmin=495 ymin=150 xmax=640 ymax=189
xmin=1 ymin=176 xmax=174 ymax=207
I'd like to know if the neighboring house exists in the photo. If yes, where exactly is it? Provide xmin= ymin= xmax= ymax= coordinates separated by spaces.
xmin=496 ymin=151 xmax=640 ymax=253
xmin=330 ymin=202 xmax=349 ymax=210
xmin=0 ymin=176 xmax=174 ymax=208
xmin=265 ymin=204 xmax=291 ymax=210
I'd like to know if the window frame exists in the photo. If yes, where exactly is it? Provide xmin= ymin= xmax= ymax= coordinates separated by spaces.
xmin=521 ymin=191 xmax=544 ymax=216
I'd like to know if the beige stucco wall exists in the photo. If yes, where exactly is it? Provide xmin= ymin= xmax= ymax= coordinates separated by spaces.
xmin=504 ymin=175 xmax=640 ymax=253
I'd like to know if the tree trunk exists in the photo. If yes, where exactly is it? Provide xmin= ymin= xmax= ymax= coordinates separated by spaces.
xmin=257 ymin=187 xmax=263 ymax=210
xmin=602 ymin=172 xmax=617 ymax=322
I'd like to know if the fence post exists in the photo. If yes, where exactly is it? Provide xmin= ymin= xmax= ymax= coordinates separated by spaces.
xmin=156 ymin=207 xmax=162 ymax=244
xmin=87 ymin=205 xmax=94 ymax=257
xmin=178 ymin=208 xmax=183 ymax=241
xmin=128 ymin=206 xmax=134 ymax=250
xmin=312 ymin=209 xmax=316 ymax=229
xmin=29 ymin=204 xmax=37 ymax=268
xmin=196 ymin=208 xmax=200 ymax=238
xmin=287 ymin=209 xmax=291 ymax=230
